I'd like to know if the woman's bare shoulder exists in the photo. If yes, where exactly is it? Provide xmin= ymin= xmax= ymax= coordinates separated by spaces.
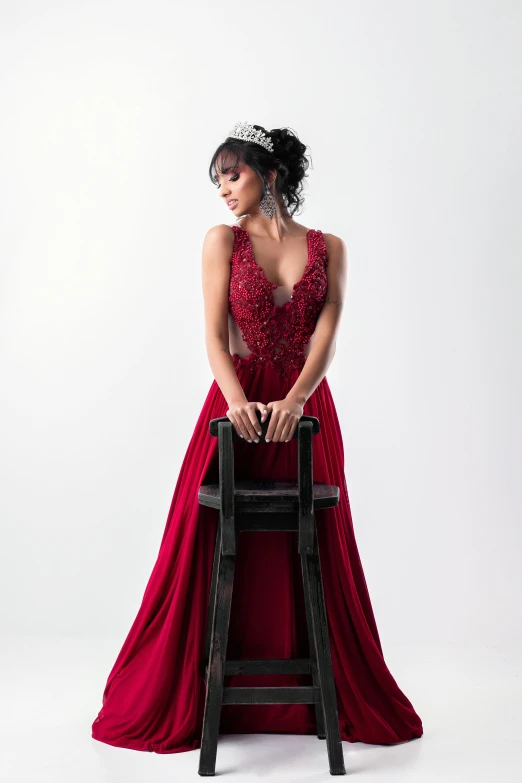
xmin=321 ymin=232 xmax=348 ymax=276
xmin=203 ymin=223 xmax=236 ymax=244
xmin=202 ymin=224 xmax=235 ymax=257
xmin=322 ymin=231 xmax=347 ymax=252
xmin=201 ymin=225 xmax=236 ymax=271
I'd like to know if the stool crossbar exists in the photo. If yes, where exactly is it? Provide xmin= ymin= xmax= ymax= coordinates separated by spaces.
xmin=197 ymin=413 xmax=346 ymax=776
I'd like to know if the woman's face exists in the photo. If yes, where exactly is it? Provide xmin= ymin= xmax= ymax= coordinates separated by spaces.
xmin=215 ymin=158 xmax=267 ymax=216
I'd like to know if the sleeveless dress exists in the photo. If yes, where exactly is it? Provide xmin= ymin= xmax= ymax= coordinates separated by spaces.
xmin=91 ymin=224 xmax=423 ymax=753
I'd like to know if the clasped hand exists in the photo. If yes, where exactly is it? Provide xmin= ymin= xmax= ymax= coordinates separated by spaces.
xmin=226 ymin=396 xmax=304 ymax=442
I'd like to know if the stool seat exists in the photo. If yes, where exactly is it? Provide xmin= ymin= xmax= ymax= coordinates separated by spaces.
xmin=198 ymin=479 xmax=340 ymax=511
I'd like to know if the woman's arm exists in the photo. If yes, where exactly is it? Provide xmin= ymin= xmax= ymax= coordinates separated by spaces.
xmin=202 ymin=225 xmax=267 ymax=442
xmin=286 ymin=233 xmax=348 ymax=405
xmin=201 ymin=224 xmax=247 ymax=408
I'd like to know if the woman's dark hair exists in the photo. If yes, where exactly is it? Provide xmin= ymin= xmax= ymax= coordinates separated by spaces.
xmin=208 ymin=125 xmax=312 ymax=216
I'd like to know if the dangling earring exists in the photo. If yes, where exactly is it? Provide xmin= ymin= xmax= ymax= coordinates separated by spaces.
xmin=259 ymin=182 xmax=277 ymax=220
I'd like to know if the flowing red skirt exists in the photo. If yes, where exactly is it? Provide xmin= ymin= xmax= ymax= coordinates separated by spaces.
xmin=91 ymin=357 xmax=423 ymax=753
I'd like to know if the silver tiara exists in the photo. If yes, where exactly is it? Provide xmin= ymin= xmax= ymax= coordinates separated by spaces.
xmin=227 ymin=121 xmax=274 ymax=153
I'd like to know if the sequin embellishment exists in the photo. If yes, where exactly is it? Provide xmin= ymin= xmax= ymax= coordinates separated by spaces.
xmin=229 ymin=225 xmax=328 ymax=375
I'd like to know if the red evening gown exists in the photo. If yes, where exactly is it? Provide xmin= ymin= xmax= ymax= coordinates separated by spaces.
xmin=91 ymin=224 xmax=423 ymax=753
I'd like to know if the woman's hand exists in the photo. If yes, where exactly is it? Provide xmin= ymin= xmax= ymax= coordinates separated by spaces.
xmin=226 ymin=401 xmax=268 ymax=442
xmin=264 ymin=395 xmax=305 ymax=442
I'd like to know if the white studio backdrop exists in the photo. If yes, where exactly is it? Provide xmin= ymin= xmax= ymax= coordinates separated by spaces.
xmin=0 ymin=0 xmax=520 ymax=652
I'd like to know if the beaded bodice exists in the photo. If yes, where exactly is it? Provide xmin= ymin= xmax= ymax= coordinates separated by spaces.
xmin=229 ymin=225 xmax=328 ymax=375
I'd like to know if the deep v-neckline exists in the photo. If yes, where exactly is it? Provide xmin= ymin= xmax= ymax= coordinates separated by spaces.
xmin=239 ymin=226 xmax=313 ymax=307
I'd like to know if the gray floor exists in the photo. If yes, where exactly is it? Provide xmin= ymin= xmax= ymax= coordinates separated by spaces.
xmin=1 ymin=638 xmax=521 ymax=782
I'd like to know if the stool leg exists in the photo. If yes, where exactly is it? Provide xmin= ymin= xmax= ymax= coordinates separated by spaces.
xmin=303 ymin=572 xmax=326 ymax=739
xmin=199 ymin=541 xmax=236 ymax=776
xmin=301 ymin=543 xmax=346 ymax=775
xmin=204 ymin=518 xmax=221 ymax=672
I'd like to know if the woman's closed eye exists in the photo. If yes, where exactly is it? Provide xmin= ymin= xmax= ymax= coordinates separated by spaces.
xmin=217 ymin=173 xmax=240 ymax=188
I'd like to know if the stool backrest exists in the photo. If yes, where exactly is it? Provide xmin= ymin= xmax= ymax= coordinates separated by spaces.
xmin=207 ymin=415 xmax=320 ymax=557
xmin=208 ymin=414 xmax=320 ymax=440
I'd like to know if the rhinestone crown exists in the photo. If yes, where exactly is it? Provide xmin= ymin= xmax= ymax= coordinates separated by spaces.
xmin=227 ymin=121 xmax=274 ymax=153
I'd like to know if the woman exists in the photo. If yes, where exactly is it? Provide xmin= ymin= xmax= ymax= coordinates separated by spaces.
xmin=91 ymin=122 xmax=423 ymax=754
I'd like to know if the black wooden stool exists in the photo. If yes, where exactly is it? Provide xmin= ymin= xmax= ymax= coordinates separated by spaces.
xmin=197 ymin=412 xmax=346 ymax=776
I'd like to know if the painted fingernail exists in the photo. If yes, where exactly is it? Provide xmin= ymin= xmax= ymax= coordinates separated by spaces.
xmin=266 ymin=438 xmax=271 ymax=442
xmin=257 ymin=431 xmax=262 ymax=436
xmin=247 ymin=439 xmax=252 ymax=442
